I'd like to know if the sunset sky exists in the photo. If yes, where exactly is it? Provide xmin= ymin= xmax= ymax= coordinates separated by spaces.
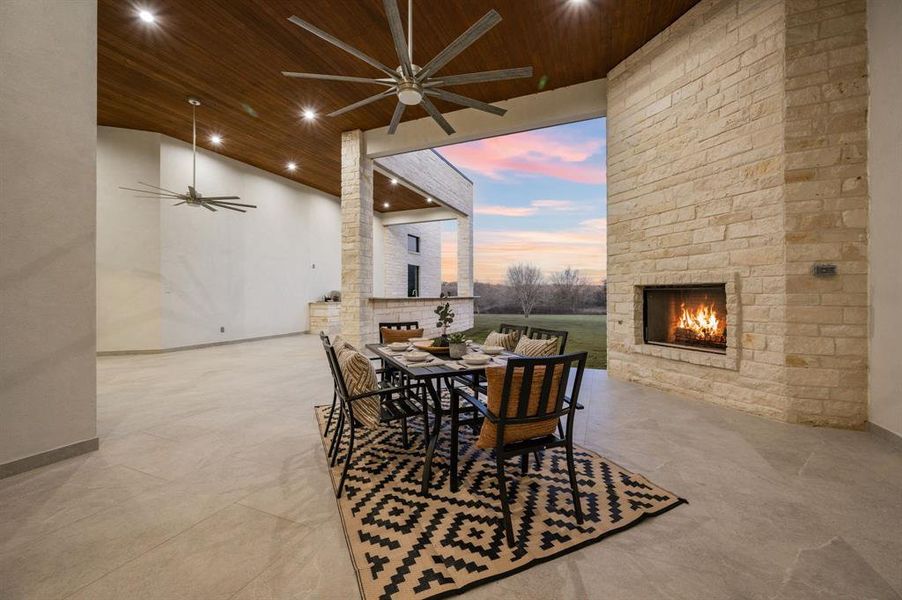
xmin=436 ymin=118 xmax=607 ymax=284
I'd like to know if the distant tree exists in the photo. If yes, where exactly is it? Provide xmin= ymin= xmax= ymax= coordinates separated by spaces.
xmin=506 ymin=263 xmax=544 ymax=318
xmin=549 ymin=267 xmax=587 ymax=313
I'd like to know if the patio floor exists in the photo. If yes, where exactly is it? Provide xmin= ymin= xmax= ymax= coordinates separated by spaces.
xmin=1 ymin=335 xmax=900 ymax=599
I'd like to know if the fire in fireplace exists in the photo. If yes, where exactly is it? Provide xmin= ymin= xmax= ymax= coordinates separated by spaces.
xmin=643 ymin=284 xmax=727 ymax=353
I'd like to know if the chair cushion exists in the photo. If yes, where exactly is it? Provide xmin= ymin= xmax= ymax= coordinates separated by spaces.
xmin=336 ymin=347 xmax=381 ymax=429
xmin=476 ymin=364 xmax=564 ymax=449
xmin=514 ymin=336 xmax=559 ymax=356
xmin=484 ymin=329 xmax=520 ymax=350
xmin=380 ymin=327 xmax=424 ymax=344
xmin=332 ymin=335 xmax=355 ymax=352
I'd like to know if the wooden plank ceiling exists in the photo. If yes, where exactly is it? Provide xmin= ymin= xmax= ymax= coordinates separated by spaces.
xmin=98 ymin=0 xmax=700 ymax=204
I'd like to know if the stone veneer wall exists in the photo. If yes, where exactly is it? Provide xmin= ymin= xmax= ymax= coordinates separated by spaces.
xmin=606 ymin=0 xmax=868 ymax=428
xmin=371 ymin=297 xmax=475 ymax=339
xmin=782 ymin=0 xmax=869 ymax=426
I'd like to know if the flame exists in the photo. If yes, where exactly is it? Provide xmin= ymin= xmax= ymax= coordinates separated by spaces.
xmin=677 ymin=302 xmax=722 ymax=339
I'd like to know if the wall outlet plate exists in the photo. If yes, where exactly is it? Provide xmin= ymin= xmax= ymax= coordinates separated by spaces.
xmin=812 ymin=263 xmax=838 ymax=277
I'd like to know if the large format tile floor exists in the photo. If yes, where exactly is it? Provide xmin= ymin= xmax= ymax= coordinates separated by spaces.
xmin=1 ymin=335 xmax=900 ymax=599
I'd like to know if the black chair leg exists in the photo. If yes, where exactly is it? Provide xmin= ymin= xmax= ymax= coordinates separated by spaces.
xmin=494 ymin=455 xmax=515 ymax=547
xmin=565 ymin=440 xmax=584 ymax=524
xmin=337 ymin=422 xmax=356 ymax=498
xmin=330 ymin=412 xmax=344 ymax=468
xmin=401 ymin=418 xmax=409 ymax=449
xmin=533 ymin=451 xmax=542 ymax=467
xmin=520 ymin=453 xmax=529 ymax=475
xmin=324 ymin=389 xmax=337 ymax=437
xmin=450 ymin=401 xmax=459 ymax=493
xmin=557 ymin=419 xmax=565 ymax=439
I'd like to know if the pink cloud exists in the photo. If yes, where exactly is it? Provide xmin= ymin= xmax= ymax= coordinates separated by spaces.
xmin=473 ymin=199 xmax=593 ymax=218
xmin=438 ymin=129 xmax=606 ymax=185
xmin=530 ymin=199 xmax=582 ymax=211
xmin=475 ymin=205 xmax=537 ymax=217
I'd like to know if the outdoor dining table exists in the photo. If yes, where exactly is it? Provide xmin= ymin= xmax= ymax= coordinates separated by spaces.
xmin=365 ymin=343 xmax=514 ymax=495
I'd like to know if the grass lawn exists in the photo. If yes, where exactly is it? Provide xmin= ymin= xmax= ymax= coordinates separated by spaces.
xmin=462 ymin=314 xmax=607 ymax=369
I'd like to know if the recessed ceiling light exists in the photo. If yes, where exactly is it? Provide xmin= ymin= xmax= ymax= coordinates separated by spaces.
xmin=426 ymin=197 xmax=433 ymax=203
xmin=138 ymin=9 xmax=155 ymax=23
xmin=286 ymin=162 xmax=297 ymax=171
xmin=390 ymin=178 xmax=398 ymax=185
xmin=302 ymin=109 xmax=316 ymax=121
xmin=383 ymin=202 xmax=390 ymax=209
xmin=209 ymin=134 xmax=222 ymax=145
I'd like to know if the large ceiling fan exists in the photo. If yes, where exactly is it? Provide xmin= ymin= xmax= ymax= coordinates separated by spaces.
xmin=282 ymin=0 xmax=533 ymax=135
xmin=120 ymin=98 xmax=257 ymax=213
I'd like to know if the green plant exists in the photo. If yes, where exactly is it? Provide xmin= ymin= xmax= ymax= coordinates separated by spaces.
xmin=433 ymin=302 xmax=455 ymax=346
xmin=448 ymin=332 xmax=466 ymax=344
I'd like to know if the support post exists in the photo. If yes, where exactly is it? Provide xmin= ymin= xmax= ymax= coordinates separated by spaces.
xmin=339 ymin=130 xmax=375 ymax=347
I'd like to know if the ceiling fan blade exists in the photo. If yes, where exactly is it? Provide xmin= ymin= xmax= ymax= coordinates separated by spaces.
xmin=328 ymin=88 xmax=396 ymax=117
xmin=425 ymin=67 xmax=533 ymax=87
xmin=425 ymin=89 xmax=506 ymax=116
xmin=208 ymin=202 xmax=246 ymax=213
xmin=417 ymin=10 xmax=502 ymax=81
xmin=173 ymin=201 xmax=186 ymax=206
xmin=119 ymin=186 xmax=180 ymax=197
xmin=201 ymin=196 xmax=241 ymax=200
xmin=281 ymin=72 xmax=395 ymax=86
xmin=137 ymin=181 xmax=183 ymax=195
xmin=420 ymin=96 xmax=455 ymax=135
xmin=201 ymin=203 xmax=217 ymax=212
xmin=287 ymin=15 xmax=398 ymax=79
xmin=388 ymin=101 xmax=406 ymax=134
xmin=207 ymin=200 xmax=257 ymax=208
xmin=383 ymin=0 xmax=413 ymax=78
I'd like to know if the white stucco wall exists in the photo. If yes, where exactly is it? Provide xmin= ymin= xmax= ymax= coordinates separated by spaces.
xmin=867 ymin=0 xmax=902 ymax=437
xmin=96 ymin=127 xmax=342 ymax=351
xmin=97 ymin=127 xmax=162 ymax=351
xmin=0 ymin=0 xmax=98 ymax=467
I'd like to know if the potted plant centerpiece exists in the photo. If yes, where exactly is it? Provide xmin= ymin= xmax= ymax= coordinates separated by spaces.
xmin=448 ymin=332 xmax=467 ymax=359
xmin=433 ymin=302 xmax=455 ymax=348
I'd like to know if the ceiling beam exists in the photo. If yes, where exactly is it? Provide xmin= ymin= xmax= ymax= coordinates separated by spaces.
xmin=377 ymin=206 xmax=461 ymax=226
xmin=364 ymin=78 xmax=607 ymax=158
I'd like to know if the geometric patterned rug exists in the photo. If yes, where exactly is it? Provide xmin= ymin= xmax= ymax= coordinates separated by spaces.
xmin=315 ymin=405 xmax=686 ymax=600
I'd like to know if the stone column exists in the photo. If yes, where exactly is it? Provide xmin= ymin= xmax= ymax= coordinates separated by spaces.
xmin=456 ymin=215 xmax=474 ymax=296
xmin=339 ymin=130 xmax=375 ymax=348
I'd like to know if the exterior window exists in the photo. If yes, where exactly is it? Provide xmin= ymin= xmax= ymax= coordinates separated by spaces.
xmin=407 ymin=264 xmax=420 ymax=297
xmin=407 ymin=234 xmax=420 ymax=253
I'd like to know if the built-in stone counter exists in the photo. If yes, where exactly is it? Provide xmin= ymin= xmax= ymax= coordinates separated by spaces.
xmin=308 ymin=301 xmax=341 ymax=336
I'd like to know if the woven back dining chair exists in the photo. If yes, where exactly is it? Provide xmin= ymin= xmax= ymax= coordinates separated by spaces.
xmin=320 ymin=334 xmax=427 ymax=498
xmin=450 ymin=351 xmax=588 ymax=547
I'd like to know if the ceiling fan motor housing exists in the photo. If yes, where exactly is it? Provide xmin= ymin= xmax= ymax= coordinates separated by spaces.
xmin=397 ymin=81 xmax=423 ymax=105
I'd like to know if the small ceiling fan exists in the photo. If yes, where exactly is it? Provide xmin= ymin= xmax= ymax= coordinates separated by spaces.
xmin=120 ymin=98 xmax=257 ymax=213
xmin=282 ymin=0 xmax=533 ymax=135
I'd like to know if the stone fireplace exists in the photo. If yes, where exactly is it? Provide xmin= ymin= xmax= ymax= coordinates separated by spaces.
xmin=628 ymin=273 xmax=739 ymax=371
xmin=643 ymin=284 xmax=727 ymax=353
xmin=606 ymin=0 xmax=869 ymax=428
